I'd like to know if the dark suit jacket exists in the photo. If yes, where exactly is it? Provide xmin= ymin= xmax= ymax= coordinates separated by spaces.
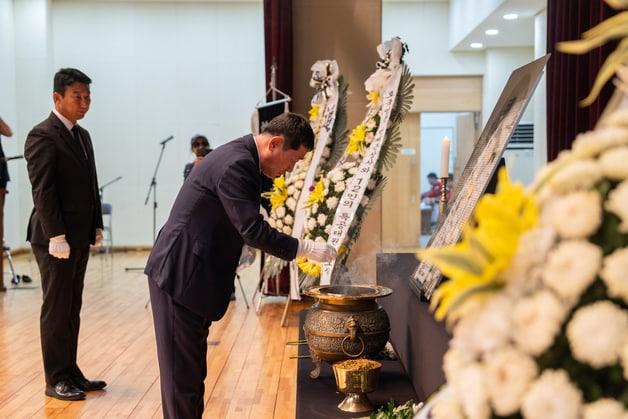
xmin=145 ymin=134 xmax=298 ymax=320
xmin=25 ymin=112 xmax=103 ymax=248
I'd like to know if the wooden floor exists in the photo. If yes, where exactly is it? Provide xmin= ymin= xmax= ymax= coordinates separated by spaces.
xmin=0 ymin=251 xmax=306 ymax=418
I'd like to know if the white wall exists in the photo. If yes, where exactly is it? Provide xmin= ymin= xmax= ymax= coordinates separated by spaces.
xmin=482 ymin=47 xmax=535 ymax=126
xmin=0 ymin=0 xmax=21 ymax=248
xmin=382 ymin=1 xmax=485 ymax=77
xmin=20 ymin=0 xmax=264 ymax=247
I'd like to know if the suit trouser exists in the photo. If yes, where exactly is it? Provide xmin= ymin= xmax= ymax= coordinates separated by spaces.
xmin=32 ymin=244 xmax=89 ymax=385
xmin=149 ymin=279 xmax=211 ymax=419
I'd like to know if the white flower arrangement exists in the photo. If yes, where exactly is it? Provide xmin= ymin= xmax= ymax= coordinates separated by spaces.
xmin=415 ymin=103 xmax=628 ymax=419
xmin=261 ymin=60 xmax=347 ymax=282
xmin=296 ymin=37 xmax=413 ymax=286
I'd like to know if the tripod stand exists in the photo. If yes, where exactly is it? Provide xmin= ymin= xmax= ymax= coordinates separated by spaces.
xmin=125 ymin=136 xmax=173 ymax=273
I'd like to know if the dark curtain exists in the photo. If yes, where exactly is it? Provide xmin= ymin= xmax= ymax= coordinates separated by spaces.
xmin=264 ymin=0 xmax=293 ymax=101
xmin=546 ymin=0 xmax=618 ymax=161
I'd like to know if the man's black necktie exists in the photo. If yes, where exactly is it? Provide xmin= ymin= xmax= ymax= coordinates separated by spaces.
xmin=71 ymin=125 xmax=88 ymax=160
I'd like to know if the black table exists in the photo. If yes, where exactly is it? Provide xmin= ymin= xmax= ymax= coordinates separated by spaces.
xmin=376 ymin=253 xmax=451 ymax=401
xmin=296 ymin=311 xmax=418 ymax=419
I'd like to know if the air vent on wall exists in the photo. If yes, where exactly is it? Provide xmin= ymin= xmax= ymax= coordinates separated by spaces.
xmin=508 ymin=123 xmax=533 ymax=150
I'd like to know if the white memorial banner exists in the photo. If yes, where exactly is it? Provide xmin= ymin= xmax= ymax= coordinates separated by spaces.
xmin=289 ymin=61 xmax=340 ymax=299
xmin=320 ymin=64 xmax=403 ymax=285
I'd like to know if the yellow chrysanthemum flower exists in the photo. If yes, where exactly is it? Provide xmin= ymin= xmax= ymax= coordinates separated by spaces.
xmin=306 ymin=178 xmax=326 ymax=206
xmin=417 ymin=168 xmax=538 ymax=325
xmin=367 ymin=90 xmax=380 ymax=106
xmin=308 ymin=104 xmax=320 ymax=122
xmin=297 ymin=257 xmax=321 ymax=277
xmin=262 ymin=175 xmax=288 ymax=210
xmin=346 ymin=123 xmax=368 ymax=155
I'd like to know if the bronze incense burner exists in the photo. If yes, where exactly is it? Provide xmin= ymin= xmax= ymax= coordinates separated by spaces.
xmin=303 ymin=285 xmax=392 ymax=379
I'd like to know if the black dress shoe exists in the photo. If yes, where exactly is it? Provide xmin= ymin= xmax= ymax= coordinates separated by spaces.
xmin=72 ymin=376 xmax=107 ymax=391
xmin=45 ymin=381 xmax=85 ymax=401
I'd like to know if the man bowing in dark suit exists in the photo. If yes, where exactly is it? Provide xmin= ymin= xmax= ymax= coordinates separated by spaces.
xmin=145 ymin=112 xmax=336 ymax=419
xmin=25 ymin=68 xmax=106 ymax=401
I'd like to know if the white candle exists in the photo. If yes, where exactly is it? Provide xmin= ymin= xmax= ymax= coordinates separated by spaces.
xmin=440 ymin=136 xmax=451 ymax=178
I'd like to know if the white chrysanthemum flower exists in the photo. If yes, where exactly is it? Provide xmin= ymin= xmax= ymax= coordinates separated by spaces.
xmin=312 ymin=203 xmax=319 ymax=215
xmin=282 ymin=226 xmax=291 ymax=235
xmin=603 ymin=107 xmax=628 ymax=127
xmin=443 ymin=348 xmax=473 ymax=384
xmin=317 ymin=214 xmax=327 ymax=226
xmin=315 ymin=236 xmax=326 ymax=244
xmin=605 ymin=180 xmax=628 ymax=233
xmin=566 ymin=301 xmax=628 ymax=368
xmin=544 ymin=160 xmax=603 ymax=194
xmin=299 ymin=172 xmax=307 ymax=180
xmin=571 ymin=126 xmax=628 ymax=158
xmin=365 ymin=117 xmax=378 ymax=131
xmin=541 ymin=240 xmax=602 ymax=301
xmin=600 ymin=247 xmax=628 ymax=302
xmin=541 ymin=191 xmax=601 ymax=239
xmin=451 ymin=294 xmax=512 ymax=356
xmin=361 ymin=196 xmax=370 ymax=207
xmin=284 ymin=214 xmax=293 ymax=226
xmin=294 ymin=180 xmax=304 ymax=189
xmin=485 ymin=346 xmax=537 ymax=416
xmin=348 ymin=167 xmax=357 ymax=176
xmin=276 ymin=219 xmax=283 ymax=229
xmin=324 ymin=225 xmax=331 ymax=235
xmin=331 ymin=170 xmax=345 ymax=183
xmin=599 ymin=146 xmax=628 ymax=180
xmin=286 ymin=197 xmax=297 ymax=211
xmin=367 ymin=179 xmax=377 ymax=190
xmin=321 ymin=147 xmax=330 ymax=158
xmin=503 ymin=227 xmax=556 ymax=295
xmin=275 ymin=206 xmax=286 ymax=219
xmin=268 ymin=218 xmax=276 ymax=228
xmin=511 ymin=290 xmax=566 ymax=356
xmin=326 ymin=197 xmax=338 ymax=209
xmin=521 ymin=370 xmax=582 ymax=419
xmin=334 ymin=181 xmax=345 ymax=193
xmin=449 ymin=363 xmax=490 ymax=419
xmin=342 ymin=161 xmax=354 ymax=170
xmin=287 ymin=185 xmax=295 ymax=196
xmin=306 ymin=218 xmax=316 ymax=231
xmin=431 ymin=397 xmax=464 ymax=419
xmin=582 ymin=399 xmax=627 ymax=419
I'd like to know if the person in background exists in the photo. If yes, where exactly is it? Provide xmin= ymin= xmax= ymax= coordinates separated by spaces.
xmin=145 ymin=112 xmax=336 ymax=419
xmin=24 ymin=68 xmax=106 ymax=401
xmin=0 ymin=116 xmax=12 ymax=292
xmin=420 ymin=172 xmax=442 ymax=204
xmin=183 ymin=134 xmax=211 ymax=180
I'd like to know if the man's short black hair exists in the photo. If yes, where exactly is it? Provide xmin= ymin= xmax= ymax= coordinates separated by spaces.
xmin=54 ymin=68 xmax=92 ymax=96
xmin=427 ymin=172 xmax=438 ymax=179
xmin=263 ymin=112 xmax=314 ymax=151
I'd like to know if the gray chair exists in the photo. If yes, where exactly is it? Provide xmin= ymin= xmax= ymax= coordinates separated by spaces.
xmin=101 ymin=203 xmax=113 ymax=254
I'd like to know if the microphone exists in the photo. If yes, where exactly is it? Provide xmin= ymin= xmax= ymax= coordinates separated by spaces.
xmin=160 ymin=135 xmax=174 ymax=145
xmin=4 ymin=155 xmax=24 ymax=162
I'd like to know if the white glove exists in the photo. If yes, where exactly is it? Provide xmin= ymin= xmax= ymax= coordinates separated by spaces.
xmin=296 ymin=239 xmax=337 ymax=263
xmin=49 ymin=235 xmax=70 ymax=259
xmin=95 ymin=228 xmax=103 ymax=246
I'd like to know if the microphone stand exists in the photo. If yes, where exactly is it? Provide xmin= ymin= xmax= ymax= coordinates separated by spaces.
xmin=98 ymin=175 xmax=122 ymax=201
xmin=125 ymin=136 xmax=172 ymax=273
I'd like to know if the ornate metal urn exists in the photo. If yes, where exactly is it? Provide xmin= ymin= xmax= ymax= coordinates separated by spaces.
xmin=303 ymin=285 xmax=392 ymax=379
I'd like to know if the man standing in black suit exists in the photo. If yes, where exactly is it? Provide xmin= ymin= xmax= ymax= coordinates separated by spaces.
xmin=25 ymin=68 xmax=107 ymax=401
xmin=145 ymin=112 xmax=336 ymax=418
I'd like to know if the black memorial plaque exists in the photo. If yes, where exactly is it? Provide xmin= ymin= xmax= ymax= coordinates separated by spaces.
xmin=410 ymin=55 xmax=550 ymax=300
